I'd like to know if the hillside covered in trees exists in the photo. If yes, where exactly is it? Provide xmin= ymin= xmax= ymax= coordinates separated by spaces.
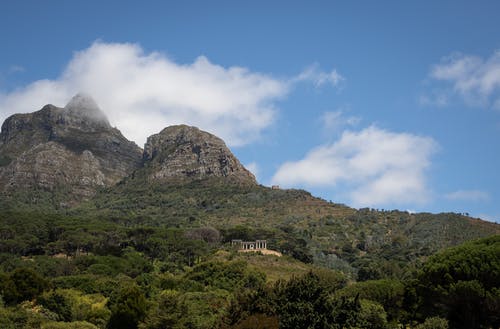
xmin=0 ymin=99 xmax=499 ymax=328
xmin=0 ymin=204 xmax=498 ymax=328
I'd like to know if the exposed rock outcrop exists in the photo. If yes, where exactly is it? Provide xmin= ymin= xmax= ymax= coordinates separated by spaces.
xmin=143 ymin=125 xmax=256 ymax=184
xmin=0 ymin=95 xmax=257 ymax=206
xmin=0 ymin=94 xmax=142 ymax=203
xmin=1 ymin=142 xmax=105 ymax=196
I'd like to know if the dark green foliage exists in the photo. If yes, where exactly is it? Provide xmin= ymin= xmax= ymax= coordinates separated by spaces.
xmin=273 ymin=272 xmax=335 ymax=329
xmin=140 ymin=290 xmax=182 ymax=329
xmin=416 ymin=235 xmax=500 ymax=329
xmin=224 ymin=269 xmax=346 ymax=328
xmin=52 ymin=274 xmax=121 ymax=295
xmin=0 ymin=304 xmax=30 ymax=329
xmin=415 ymin=316 xmax=449 ymax=329
xmin=107 ymin=284 xmax=148 ymax=329
xmin=335 ymin=279 xmax=405 ymax=322
xmin=225 ymin=286 xmax=275 ymax=326
xmin=272 ymin=271 xmax=385 ymax=329
xmin=158 ymin=274 xmax=205 ymax=292
xmin=329 ymin=295 xmax=362 ymax=328
xmin=276 ymin=232 xmax=313 ymax=263
xmin=2 ymin=178 xmax=498 ymax=279
xmin=186 ymin=260 xmax=266 ymax=291
xmin=1 ymin=268 xmax=50 ymax=304
xmin=221 ymin=226 xmax=254 ymax=242
xmin=229 ymin=314 xmax=279 ymax=329
xmin=41 ymin=321 xmax=100 ymax=328
xmin=38 ymin=290 xmax=72 ymax=321
xmin=1 ymin=175 xmax=499 ymax=328
xmin=356 ymin=299 xmax=388 ymax=329
xmin=446 ymin=280 xmax=497 ymax=329
xmin=142 ymin=289 xmax=230 ymax=329
xmin=77 ymin=179 xmax=499 ymax=275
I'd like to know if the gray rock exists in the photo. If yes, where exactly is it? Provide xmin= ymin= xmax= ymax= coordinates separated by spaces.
xmin=0 ymin=94 xmax=142 ymax=203
xmin=143 ymin=125 xmax=256 ymax=184
xmin=0 ymin=95 xmax=256 ymax=206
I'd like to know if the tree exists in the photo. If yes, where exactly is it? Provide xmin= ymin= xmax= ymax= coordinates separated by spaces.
xmin=107 ymin=284 xmax=147 ymax=329
xmin=274 ymin=272 xmax=335 ymax=329
xmin=335 ymin=279 xmax=405 ymax=322
xmin=416 ymin=235 xmax=500 ymax=329
xmin=38 ymin=290 xmax=72 ymax=321
xmin=3 ymin=268 xmax=49 ymax=304
xmin=357 ymin=299 xmax=388 ymax=329
xmin=184 ymin=227 xmax=221 ymax=244
xmin=415 ymin=317 xmax=449 ymax=329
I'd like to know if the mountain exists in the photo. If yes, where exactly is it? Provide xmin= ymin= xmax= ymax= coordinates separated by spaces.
xmin=79 ymin=175 xmax=499 ymax=277
xmin=141 ymin=124 xmax=256 ymax=184
xmin=0 ymin=94 xmax=498 ymax=278
xmin=0 ymin=95 xmax=255 ymax=207
xmin=0 ymin=94 xmax=142 ymax=204
xmin=0 ymin=95 xmax=498 ymax=329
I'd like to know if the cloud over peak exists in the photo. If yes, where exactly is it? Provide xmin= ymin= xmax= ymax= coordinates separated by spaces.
xmin=1 ymin=42 xmax=343 ymax=150
xmin=0 ymin=42 xmax=292 ymax=147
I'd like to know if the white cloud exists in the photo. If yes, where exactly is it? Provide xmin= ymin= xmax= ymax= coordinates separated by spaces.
xmin=245 ymin=162 xmax=260 ymax=181
xmin=444 ymin=189 xmax=490 ymax=202
xmin=293 ymin=64 xmax=344 ymax=87
xmin=321 ymin=110 xmax=360 ymax=131
xmin=0 ymin=42 xmax=282 ymax=147
xmin=429 ymin=50 xmax=500 ymax=108
xmin=0 ymin=42 xmax=342 ymax=148
xmin=272 ymin=126 xmax=437 ymax=207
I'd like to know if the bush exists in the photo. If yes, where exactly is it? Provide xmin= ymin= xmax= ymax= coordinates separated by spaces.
xmin=417 ymin=236 xmax=500 ymax=328
xmin=335 ymin=279 xmax=405 ymax=322
xmin=38 ymin=291 xmax=72 ymax=321
xmin=2 ymin=268 xmax=50 ymax=304
xmin=415 ymin=316 xmax=449 ymax=329
xmin=107 ymin=284 xmax=147 ymax=329
xmin=41 ymin=321 xmax=99 ymax=329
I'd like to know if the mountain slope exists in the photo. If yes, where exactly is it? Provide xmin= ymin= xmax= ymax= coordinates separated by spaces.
xmin=76 ymin=176 xmax=499 ymax=278
xmin=0 ymin=94 xmax=142 ymax=205
xmin=0 ymin=95 xmax=498 ymax=278
xmin=142 ymin=124 xmax=256 ymax=184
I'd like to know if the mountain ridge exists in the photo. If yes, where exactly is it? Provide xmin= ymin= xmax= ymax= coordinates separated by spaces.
xmin=0 ymin=95 xmax=498 ymax=276
xmin=141 ymin=124 xmax=256 ymax=184
xmin=0 ymin=95 xmax=142 ymax=203
xmin=0 ymin=95 xmax=256 ymax=205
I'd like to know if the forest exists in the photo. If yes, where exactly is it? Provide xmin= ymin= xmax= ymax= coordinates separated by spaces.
xmin=0 ymin=207 xmax=498 ymax=329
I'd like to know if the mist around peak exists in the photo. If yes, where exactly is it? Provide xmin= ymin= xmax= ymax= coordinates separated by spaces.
xmin=64 ymin=93 xmax=109 ymax=125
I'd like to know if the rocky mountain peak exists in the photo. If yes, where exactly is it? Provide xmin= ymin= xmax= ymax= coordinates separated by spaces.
xmin=64 ymin=93 xmax=110 ymax=127
xmin=0 ymin=95 xmax=257 ymax=206
xmin=143 ymin=125 xmax=256 ymax=184
xmin=0 ymin=95 xmax=142 ymax=204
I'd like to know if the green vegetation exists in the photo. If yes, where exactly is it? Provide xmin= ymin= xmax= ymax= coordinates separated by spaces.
xmin=71 ymin=179 xmax=499 ymax=278
xmin=0 ymin=204 xmax=497 ymax=328
xmin=0 ymin=179 xmax=499 ymax=328
xmin=415 ymin=236 xmax=500 ymax=329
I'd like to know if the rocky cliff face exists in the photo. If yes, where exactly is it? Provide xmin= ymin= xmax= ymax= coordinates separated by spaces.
xmin=0 ymin=95 xmax=257 ymax=206
xmin=143 ymin=125 xmax=256 ymax=184
xmin=0 ymin=94 xmax=142 ymax=203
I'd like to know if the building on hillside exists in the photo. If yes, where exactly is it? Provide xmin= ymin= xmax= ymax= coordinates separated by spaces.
xmin=231 ymin=239 xmax=267 ymax=250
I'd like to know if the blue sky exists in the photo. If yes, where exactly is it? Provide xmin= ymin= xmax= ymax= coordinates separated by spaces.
xmin=1 ymin=1 xmax=500 ymax=221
